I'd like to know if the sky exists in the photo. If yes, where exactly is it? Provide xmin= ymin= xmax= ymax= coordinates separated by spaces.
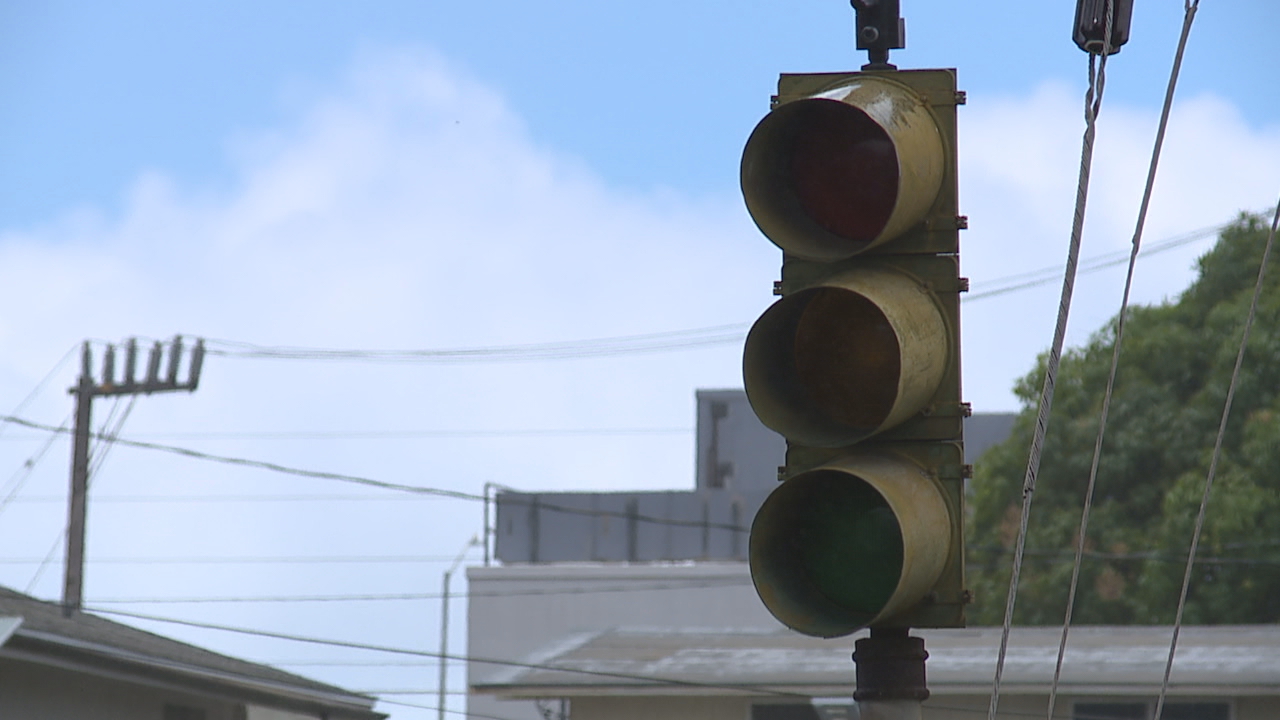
xmin=1 ymin=1 xmax=1279 ymax=718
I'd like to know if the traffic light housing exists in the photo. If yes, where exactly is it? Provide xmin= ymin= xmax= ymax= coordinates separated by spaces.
xmin=742 ymin=69 xmax=967 ymax=638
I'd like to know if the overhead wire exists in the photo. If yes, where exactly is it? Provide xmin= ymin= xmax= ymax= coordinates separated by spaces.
xmin=86 ymin=578 xmax=756 ymax=604
xmin=963 ymin=219 xmax=1227 ymax=302
xmin=119 ymin=427 xmax=691 ymax=441
xmin=76 ymin=606 xmax=1224 ymax=720
xmin=1153 ymin=186 xmax=1279 ymax=720
xmin=35 ymin=221 xmax=1216 ymax=385
xmin=84 ymin=606 xmax=806 ymax=699
xmin=23 ymin=395 xmax=137 ymax=594
xmin=4 ymin=493 xmax=449 ymax=504
xmin=0 ymin=344 xmax=77 ymax=443
xmin=1047 ymin=3 xmax=1201 ymax=719
xmin=0 ymin=414 xmax=752 ymax=535
xmin=990 ymin=6 xmax=1117 ymax=720
xmin=0 ymin=554 xmax=478 ymax=565
xmin=201 ymin=324 xmax=750 ymax=364
xmin=0 ymin=414 xmax=71 ymax=521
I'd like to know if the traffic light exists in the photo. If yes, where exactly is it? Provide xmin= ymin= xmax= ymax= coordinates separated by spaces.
xmin=742 ymin=69 xmax=968 ymax=638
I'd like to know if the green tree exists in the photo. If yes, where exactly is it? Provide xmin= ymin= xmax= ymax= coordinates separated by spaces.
xmin=966 ymin=213 xmax=1280 ymax=625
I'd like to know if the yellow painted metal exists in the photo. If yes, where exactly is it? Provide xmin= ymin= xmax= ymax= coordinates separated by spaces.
xmin=749 ymin=452 xmax=952 ymax=638
xmin=743 ymin=265 xmax=949 ymax=448
xmin=741 ymin=74 xmax=945 ymax=262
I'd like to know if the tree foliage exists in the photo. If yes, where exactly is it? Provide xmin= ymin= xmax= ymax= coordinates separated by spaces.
xmin=966 ymin=213 xmax=1280 ymax=625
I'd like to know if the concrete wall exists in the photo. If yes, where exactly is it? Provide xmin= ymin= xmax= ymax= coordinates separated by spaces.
xmin=0 ymin=656 xmax=243 ymax=720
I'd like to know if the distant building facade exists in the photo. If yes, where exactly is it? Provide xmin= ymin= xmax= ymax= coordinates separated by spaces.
xmin=470 ymin=390 xmax=1026 ymax=720
xmin=492 ymin=389 xmax=1016 ymax=564
xmin=468 ymin=564 xmax=1278 ymax=720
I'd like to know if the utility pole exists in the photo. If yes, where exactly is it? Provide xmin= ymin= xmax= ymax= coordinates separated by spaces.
xmin=438 ymin=536 xmax=479 ymax=720
xmin=62 ymin=336 xmax=205 ymax=616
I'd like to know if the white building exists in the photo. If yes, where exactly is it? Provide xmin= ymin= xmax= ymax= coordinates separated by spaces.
xmin=467 ymin=562 xmax=1278 ymax=720
xmin=466 ymin=393 xmax=1269 ymax=720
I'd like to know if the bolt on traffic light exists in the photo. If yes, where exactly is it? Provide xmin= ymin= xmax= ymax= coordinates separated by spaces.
xmin=742 ymin=69 xmax=968 ymax=638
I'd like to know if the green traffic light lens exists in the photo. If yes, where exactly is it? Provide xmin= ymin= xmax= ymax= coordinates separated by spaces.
xmin=797 ymin=471 xmax=904 ymax=617
xmin=749 ymin=466 xmax=907 ymax=636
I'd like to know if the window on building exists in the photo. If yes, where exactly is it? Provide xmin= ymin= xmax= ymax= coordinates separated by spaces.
xmin=753 ymin=703 xmax=823 ymax=720
xmin=1074 ymin=701 xmax=1230 ymax=720
xmin=1075 ymin=703 xmax=1148 ymax=720
xmin=1160 ymin=703 xmax=1229 ymax=720
xmin=163 ymin=704 xmax=207 ymax=720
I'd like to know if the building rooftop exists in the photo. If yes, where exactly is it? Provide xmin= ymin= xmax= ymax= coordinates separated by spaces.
xmin=474 ymin=625 xmax=1280 ymax=699
xmin=0 ymin=585 xmax=385 ymax=719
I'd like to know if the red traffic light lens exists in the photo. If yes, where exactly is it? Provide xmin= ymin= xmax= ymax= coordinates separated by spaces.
xmin=740 ymin=75 xmax=945 ymax=261
xmin=789 ymin=101 xmax=897 ymax=248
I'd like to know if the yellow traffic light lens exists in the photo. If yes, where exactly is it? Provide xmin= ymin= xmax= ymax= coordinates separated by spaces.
xmin=789 ymin=101 xmax=897 ymax=246
xmin=743 ymin=267 xmax=948 ymax=447
xmin=794 ymin=287 xmax=899 ymax=432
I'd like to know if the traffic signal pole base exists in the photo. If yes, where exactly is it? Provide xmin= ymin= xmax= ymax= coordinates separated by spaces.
xmin=854 ymin=628 xmax=929 ymax=710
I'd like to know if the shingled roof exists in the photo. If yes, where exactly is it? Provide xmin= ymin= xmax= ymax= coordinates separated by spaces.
xmin=0 ymin=586 xmax=385 ymax=719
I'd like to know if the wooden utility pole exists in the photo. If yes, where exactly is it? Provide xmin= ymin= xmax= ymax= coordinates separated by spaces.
xmin=62 ymin=336 xmax=204 ymax=616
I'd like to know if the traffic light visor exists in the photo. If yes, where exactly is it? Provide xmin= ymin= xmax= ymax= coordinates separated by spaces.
xmin=749 ymin=454 xmax=951 ymax=637
xmin=741 ymin=76 xmax=945 ymax=261
xmin=743 ymin=266 xmax=949 ymax=447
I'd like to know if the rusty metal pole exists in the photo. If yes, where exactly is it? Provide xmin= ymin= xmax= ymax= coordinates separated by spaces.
xmin=853 ymin=628 xmax=929 ymax=720
xmin=62 ymin=343 xmax=95 ymax=616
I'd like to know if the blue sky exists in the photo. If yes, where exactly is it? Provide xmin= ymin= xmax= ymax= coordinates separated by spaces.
xmin=2 ymin=2 xmax=1279 ymax=719
xmin=4 ymin=1 xmax=1277 ymax=227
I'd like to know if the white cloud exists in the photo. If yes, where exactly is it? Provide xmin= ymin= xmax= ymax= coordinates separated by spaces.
xmin=1 ymin=49 xmax=1278 ymax=712
xmin=0 ymin=49 xmax=774 ymax=682
xmin=959 ymin=81 xmax=1280 ymax=411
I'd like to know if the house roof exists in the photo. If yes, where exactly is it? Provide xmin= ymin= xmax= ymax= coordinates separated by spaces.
xmin=0 ymin=586 xmax=385 ymax=719
xmin=472 ymin=625 xmax=1280 ymax=700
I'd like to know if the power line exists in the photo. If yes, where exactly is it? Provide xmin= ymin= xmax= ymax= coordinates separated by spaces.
xmin=201 ymin=324 xmax=749 ymax=364
xmin=0 ymin=414 xmax=750 ymax=534
xmin=85 ymin=578 xmax=755 ymax=604
xmin=964 ymin=218 xmax=1226 ymax=302
xmin=1155 ymin=178 xmax=1279 ymax=720
xmin=0 ymin=554 xmax=469 ymax=566
xmin=0 ymin=414 xmax=69 ymax=520
xmin=23 ymin=396 xmax=139 ymax=595
xmin=117 ymin=427 xmax=690 ymax=441
xmin=76 ymin=606 xmax=1222 ymax=720
xmin=4 ymin=493 xmax=444 ymax=504
xmin=991 ymin=23 xmax=1118 ymax=720
xmin=0 ymin=344 xmax=78 ymax=443
xmin=128 ymin=217 xmax=1237 ymax=380
xmin=1 ymin=413 xmax=481 ymax=499
xmin=85 ymin=606 xmax=804 ymax=698
xmin=970 ymin=545 xmax=1280 ymax=567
